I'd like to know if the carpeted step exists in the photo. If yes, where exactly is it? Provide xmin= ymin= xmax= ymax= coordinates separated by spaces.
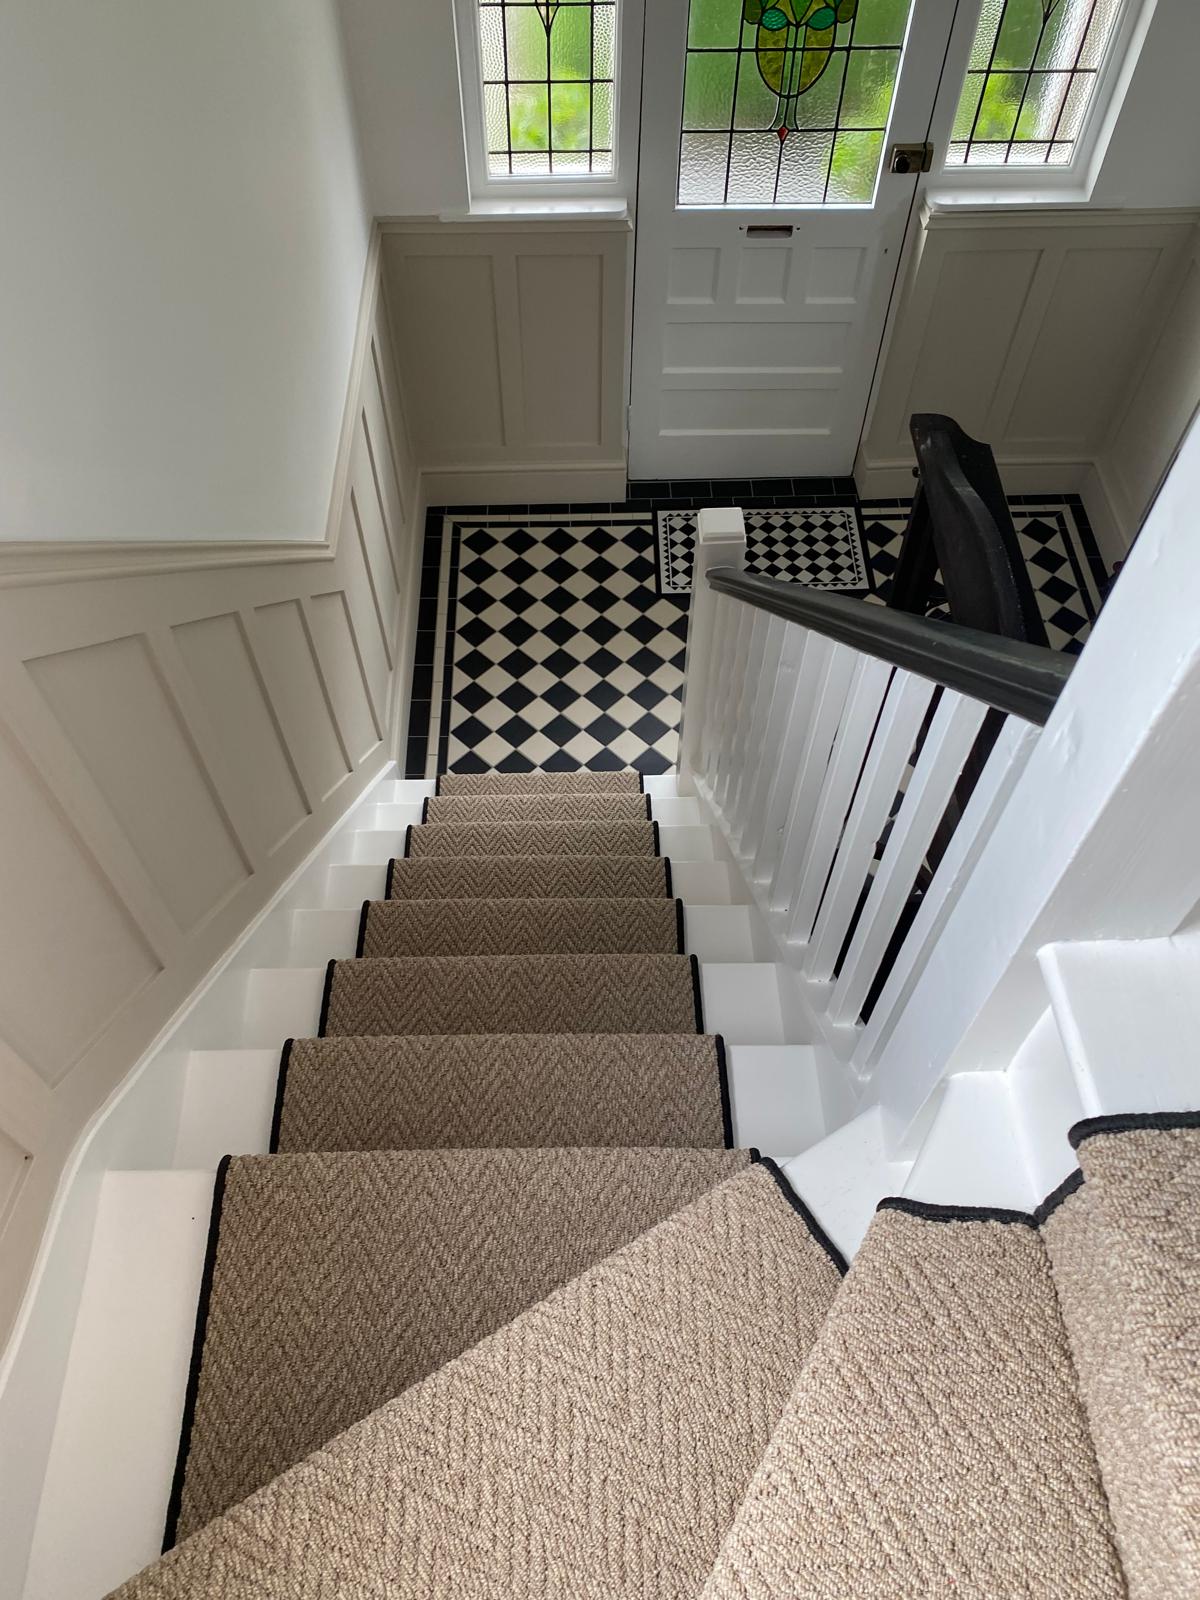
xmin=1042 ymin=1113 xmax=1200 ymax=1600
xmin=162 ymin=1147 xmax=753 ymax=1546
xmin=437 ymin=769 xmax=644 ymax=796
xmin=424 ymin=792 xmax=651 ymax=824
xmin=272 ymin=1034 xmax=731 ymax=1153
xmin=357 ymin=897 xmax=684 ymax=958
xmin=385 ymin=853 xmax=672 ymax=901
xmin=320 ymin=953 xmax=703 ymax=1037
xmin=703 ymin=1197 xmax=1124 ymax=1600
xmin=116 ymin=1163 xmax=844 ymax=1598
xmin=406 ymin=818 xmax=659 ymax=858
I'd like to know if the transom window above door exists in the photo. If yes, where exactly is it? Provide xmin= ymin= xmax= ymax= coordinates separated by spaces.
xmin=679 ymin=0 xmax=916 ymax=206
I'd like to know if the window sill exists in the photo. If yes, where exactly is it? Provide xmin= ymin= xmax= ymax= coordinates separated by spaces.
xmin=438 ymin=198 xmax=631 ymax=228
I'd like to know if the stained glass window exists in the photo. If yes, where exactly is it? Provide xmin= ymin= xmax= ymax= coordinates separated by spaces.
xmin=678 ymin=0 xmax=914 ymax=206
xmin=477 ymin=0 xmax=616 ymax=176
xmin=948 ymin=0 xmax=1125 ymax=167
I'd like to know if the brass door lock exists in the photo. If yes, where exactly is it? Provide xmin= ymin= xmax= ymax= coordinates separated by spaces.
xmin=889 ymin=142 xmax=934 ymax=175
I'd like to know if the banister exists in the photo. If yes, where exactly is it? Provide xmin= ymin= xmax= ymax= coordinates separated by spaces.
xmin=705 ymin=566 xmax=1074 ymax=725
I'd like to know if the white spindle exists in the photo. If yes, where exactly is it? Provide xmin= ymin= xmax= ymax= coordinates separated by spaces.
xmin=805 ymin=670 xmax=936 ymax=979
xmin=732 ymin=617 xmax=799 ymax=855
xmin=716 ymin=608 xmax=771 ymax=815
xmin=778 ymin=653 xmax=890 ymax=930
xmin=750 ymin=630 xmax=830 ymax=882
xmin=678 ymin=509 xmax=747 ymax=784
xmin=852 ymin=714 xmax=1039 ymax=1076
xmin=826 ymin=691 xmax=988 ymax=1020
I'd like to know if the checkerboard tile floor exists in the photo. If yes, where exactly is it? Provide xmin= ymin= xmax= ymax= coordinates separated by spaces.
xmin=406 ymin=492 xmax=1109 ymax=777
xmin=657 ymin=505 xmax=868 ymax=595
xmin=860 ymin=496 xmax=1105 ymax=655
xmin=415 ymin=515 xmax=688 ymax=777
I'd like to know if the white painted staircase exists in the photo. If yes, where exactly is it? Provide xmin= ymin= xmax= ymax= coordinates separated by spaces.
xmin=11 ymin=764 xmax=1200 ymax=1599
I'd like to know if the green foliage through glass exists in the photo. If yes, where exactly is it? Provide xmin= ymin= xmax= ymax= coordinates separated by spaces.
xmin=679 ymin=0 xmax=912 ymax=204
xmin=947 ymin=0 xmax=1125 ymax=167
xmin=478 ymin=0 xmax=616 ymax=176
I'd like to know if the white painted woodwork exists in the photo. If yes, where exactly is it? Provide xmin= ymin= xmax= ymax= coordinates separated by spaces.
xmin=0 ymin=239 xmax=420 ymax=1378
xmin=1039 ymin=932 xmax=1200 ymax=1120
xmin=1097 ymin=223 xmax=1200 ymax=543
xmin=875 ymin=414 xmax=1200 ymax=1144
xmin=630 ymin=0 xmax=962 ymax=479
xmin=380 ymin=219 xmax=629 ymax=503
xmin=679 ymin=507 xmax=1042 ymax=1091
xmin=858 ymin=205 xmax=1200 ymax=554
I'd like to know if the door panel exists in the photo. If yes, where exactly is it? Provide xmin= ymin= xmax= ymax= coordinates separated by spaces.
xmin=630 ymin=0 xmax=962 ymax=480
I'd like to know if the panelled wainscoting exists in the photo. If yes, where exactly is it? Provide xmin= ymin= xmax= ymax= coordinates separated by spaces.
xmin=0 ymin=233 xmax=422 ymax=1584
xmin=408 ymin=483 xmax=1108 ymax=776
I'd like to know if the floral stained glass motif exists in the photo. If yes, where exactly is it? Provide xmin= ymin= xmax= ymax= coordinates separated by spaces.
xmin=477 ymin=0 xmax=616 ymax=176
xmin=948 ymin=0 xmax=1126 ymax=167
xmin=679 ymin=0 xmax=914 ymax=206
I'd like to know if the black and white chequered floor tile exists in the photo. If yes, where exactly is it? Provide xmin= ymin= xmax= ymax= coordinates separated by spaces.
xmin=428 ymin=515 xmax=688 ymax=776
xmin=859 ymin=497 xmax=1105 ymax=654
xmin=657 ymin=506 xmax=868 ymax=596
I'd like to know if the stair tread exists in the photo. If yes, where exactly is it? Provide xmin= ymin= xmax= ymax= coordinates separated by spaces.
xmin=424 ymin=793 xmax=651 ymax=824
xmin=706 ymin=1199 xmax=1124 ymax=1599
xmin=386 ymin=853 xmax=672 ymax=901
xmin=1043 ymin=1115 xmax=1200 ymax=1600
xmin=437 ymin=769 xmax=644 ymax=796
xmin=118 ymin=1163 xmax=838 ymax=1595
xmin=274 ymin=1033 xmax=730 ymax=1154
xmin=162 ymin=1147 xmax=754 ymax=1546
xmin=321 ymin=953 xmax=704 ymax=1038
xmin=359 ymin=897 xmax=684 ymax=958
xmin=406 ymin=819 xmax=661 ymax=858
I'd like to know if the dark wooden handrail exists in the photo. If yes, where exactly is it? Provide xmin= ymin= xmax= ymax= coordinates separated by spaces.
xmin=706 ymin=566 xmax=1073 ymax=725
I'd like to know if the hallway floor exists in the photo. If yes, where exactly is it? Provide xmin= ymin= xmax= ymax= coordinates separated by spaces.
xmin=407 ymin=481 xmax=1107 ymax=778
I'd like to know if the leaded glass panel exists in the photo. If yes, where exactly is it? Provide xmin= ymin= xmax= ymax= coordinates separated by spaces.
xmin=678 ymin=0 xmax=914 ymax=206
xmin=947 ymin=0 xmax=1125 ymax=167
xmin=479 ymin=0 xmax=616 ymax=176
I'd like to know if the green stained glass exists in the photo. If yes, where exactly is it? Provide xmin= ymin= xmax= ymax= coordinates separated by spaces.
xmin=679 ymin=0 xmax=910 ymax=205
xmin=947 ymin=0 xmax=1126 ymax=168
xmin=478 ymin=1 xmax=616 ymax=177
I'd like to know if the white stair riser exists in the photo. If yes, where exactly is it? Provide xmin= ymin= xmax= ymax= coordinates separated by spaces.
xmin=331 ymin=822 xmax=722 ymax=866
xmin=256 ymin=905 xmax=758 ymax=966
xmin=372 ymin=774 xmax=687 ymax=806
xmin=170 ymin=1043 xmax=828 ymax=1172
xmin=232 ymin=962 xmax=793 ymax=1050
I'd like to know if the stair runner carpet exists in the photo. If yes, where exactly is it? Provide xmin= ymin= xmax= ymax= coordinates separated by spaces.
xmin=156 ymin=770 xmax=757 ymax=1558
xmin=112 ymin=758 xmax=1198 ymax=1600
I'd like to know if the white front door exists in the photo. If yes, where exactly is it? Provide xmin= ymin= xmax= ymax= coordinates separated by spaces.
xmin=629 ymin=0 xmax=961 ymax=480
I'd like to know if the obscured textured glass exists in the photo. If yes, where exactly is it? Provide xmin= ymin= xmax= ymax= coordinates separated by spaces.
xmin=727 ymin=132 xmax=781 ymax=204
xmin=678 ymin=0 xmax=912 ymax=205
xmin=685 ymin=52 xmax=738 ymax=131
xmin=678 ymin=133 xmax=731 ymax=204
xmin=477 ymin=1 xmax=615 ymax=178
xmin=775 ymin=129 xmax=835 ymax=202
xmin=826 ymin=129 xmax=884 ymax=201
xmin=950 ymin=0 xmax=1127 ymax=167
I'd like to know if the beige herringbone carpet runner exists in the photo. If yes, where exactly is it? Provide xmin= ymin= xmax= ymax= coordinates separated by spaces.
xmin=155 ymin=768 xmax=751 ymax=1560
xmin=113 ymin=757 xmax=1198 ymax=1600
xmin=118 ymin=1164 xmax=846 ymax=1599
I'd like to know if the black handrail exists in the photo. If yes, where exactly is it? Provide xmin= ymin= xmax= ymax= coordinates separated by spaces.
xmin=706 ymin=566 xmax=1073 ymax=725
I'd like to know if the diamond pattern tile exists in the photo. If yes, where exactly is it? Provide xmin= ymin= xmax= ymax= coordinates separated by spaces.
xmin=859 ymin=499 xmax=1104 ymax=654
xmin=441 ymin=519 xmax=687 ymax=776
xmin=657 ymin=506 xmax=868 ymax=596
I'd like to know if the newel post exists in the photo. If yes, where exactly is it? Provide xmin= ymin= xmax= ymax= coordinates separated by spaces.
xmin=678 ymin=508 xmax=747 ymax=785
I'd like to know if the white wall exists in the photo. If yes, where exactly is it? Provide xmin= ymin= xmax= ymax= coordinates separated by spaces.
xmin=1091 ymin=0 xmax=1200 ymax=208
xmin=0 ymin=0 xmax=370 ymax=543
xmin=335 ymin=0 xmax=470 ymax=216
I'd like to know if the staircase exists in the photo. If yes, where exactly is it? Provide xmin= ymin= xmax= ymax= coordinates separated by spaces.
xmin=22 ymin=766 xmax=1198 ymax=1599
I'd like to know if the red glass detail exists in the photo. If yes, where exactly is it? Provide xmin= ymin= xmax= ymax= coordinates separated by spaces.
xmin=777 ymin=125 xmax=789 ymax=142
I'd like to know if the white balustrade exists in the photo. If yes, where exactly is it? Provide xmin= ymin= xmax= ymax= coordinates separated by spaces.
xmin=678 ymin=507 xmax=1040 ymax=1090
